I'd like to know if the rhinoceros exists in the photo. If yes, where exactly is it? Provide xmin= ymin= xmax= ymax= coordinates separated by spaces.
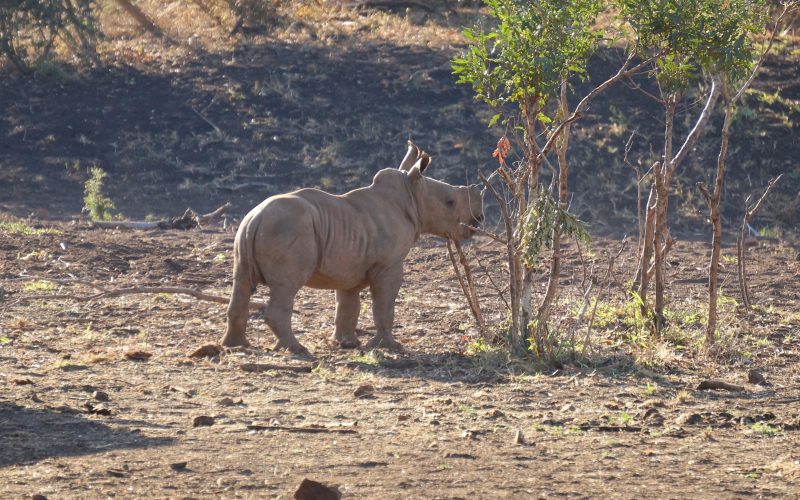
xmin=220 ymin=142 xmax=483 ymax=355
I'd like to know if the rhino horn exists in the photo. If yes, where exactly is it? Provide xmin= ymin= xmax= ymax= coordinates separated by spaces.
xmin=398 ymin=141 xmax=421 ymax=172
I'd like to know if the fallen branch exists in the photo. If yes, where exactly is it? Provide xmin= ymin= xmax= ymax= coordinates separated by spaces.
xmin=240 ymin=362 xmax=313 ymax=373
xmin=697 ymin=379 xmax=745 ymax=392
xmin=246 ymin=424 xmax=358 ymax=434
xmin=91 ymin=203 xmax=231 ymax=230
xmin=16 ymin=285 xmax=265 ymax=310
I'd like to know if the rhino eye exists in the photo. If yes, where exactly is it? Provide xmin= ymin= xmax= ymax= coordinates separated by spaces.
xmin=446 ymin=199 xmax=455 ymax=208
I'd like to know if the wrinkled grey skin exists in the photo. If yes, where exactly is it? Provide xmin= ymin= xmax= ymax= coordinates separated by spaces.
xmin=221 ymin=143 xmax=484 ymax=355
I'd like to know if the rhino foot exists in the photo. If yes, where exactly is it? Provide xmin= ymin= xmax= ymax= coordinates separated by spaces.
xmin=365 ymin=335 xmax=405 ymax=352
xmin=330 ymin=333 xmax=361 ymax=350
xmin=220 ymin=334 xmax=251 ymax=348
xmin=272 ymin=339 xmax=312 ymax=358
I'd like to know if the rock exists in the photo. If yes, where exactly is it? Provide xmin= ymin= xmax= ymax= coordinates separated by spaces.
xmin=514 ymin=429 xmax=526 ymax=445
xmin=188 ymin=343 xmax=223 ymax=358
xmin=84 ymin=401 xmax=111 ymax=416
xmin=676 ymin=413 xmax=703 ymax=426
xmin=560 ymin=403 xmax=575 ymax=412
xmin=31 ymin=495 xmax=47 ymax=500
xmin=747 ymin=369 xmax=769 ymax=386
xmin=397 ymin=414 xmax=410 ymax=422
xmin=218 ymin=397 xmax=235 ymax=407
xmin=92 ymin=390 xmax=109 ymax=402
xmin=170 ymin=462 xmax=188 ymax=472
xmin=643 ymin=408 xmax=664 ymax=427
xmin=486 ymin=409 xmax=505 ymax=419
xmin=353 ymin=384 xmax=375 ymax=398
xmin=124 ymin=350 xmax=152 ymax=361
xmin=192 ymin=415 xmax=215 ymax=427
xmin=294 ymin=478 xmax=341 ymax=500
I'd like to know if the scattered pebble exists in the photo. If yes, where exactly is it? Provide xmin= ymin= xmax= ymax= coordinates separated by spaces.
xmin=353 ymin=384 xmax=375 ymax=398
xmin=192 ymin=415 xmax=215 ymax=427
xmin=188 ymin=344 xmax=223 ymax=358
xmin=92 ymin=390 xmax=109 ymax=402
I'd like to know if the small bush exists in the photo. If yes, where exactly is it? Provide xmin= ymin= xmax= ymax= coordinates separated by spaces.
xmin=0 ymin=0 xmax=100 ymax=74
xmin=83 ymin=166 xmax=117 ymax=221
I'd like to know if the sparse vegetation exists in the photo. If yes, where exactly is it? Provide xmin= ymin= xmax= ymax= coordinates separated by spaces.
xmin=82 ymin=166 xmax=118 ymax=221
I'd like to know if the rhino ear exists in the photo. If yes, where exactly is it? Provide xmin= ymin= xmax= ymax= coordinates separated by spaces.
xmin=408 ymin=153 xmax=432 ymax=182
xmin=398 ymin=141 xmax=420 ymax=172
xmin=417 ymin=153 xmax=431 ymax=173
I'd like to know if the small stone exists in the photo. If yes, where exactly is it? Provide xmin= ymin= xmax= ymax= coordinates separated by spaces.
xmin=514 ymin=429 xmax=526 ymax=445
xmin=192 ymin=415 xmax=215 ymax=427
xmin=92 ymin=391 xmax=109 ymax=402
xmin=170 ymin=462 xmax=188 ymax=472
xmin=353 ymin=384 xmax=375 ymax=398
xmin=84 ymin=401 xmax=111 ymax=416
xmin=294 ymin=478 xmax=341 ymax=500
xmin=676 ymin=413 xmax=702 ymax=426
xmin=124 ymin=350 xmax=152 ymax=361
xmin=560 ymin=403 xmax=575 ymax=412
xmin=218 ymin=397 xmax=235 ymax=407
xmin=486 ymin=409 xmax=505 ymax=419
xmin=397 ymin=414 xmax=410 ymax=422
xmin=188 ymin=343 xmax=224 ymax=358
xmin=32 ymin=495 xmax=48 ymax=500
xmin=747 ymin=369 xmax=769 ymax=386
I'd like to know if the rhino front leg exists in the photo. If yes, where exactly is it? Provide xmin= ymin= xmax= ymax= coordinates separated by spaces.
xmin=366 ymin=267 xmax=404 ymax=351
xmin=331 ymin=289 xmax=362 ymax=349
xmin=264 ymin=285 xmax=311 ymax=357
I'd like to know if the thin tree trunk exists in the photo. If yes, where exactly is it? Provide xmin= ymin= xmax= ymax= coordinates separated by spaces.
xmin=115 ymin=0 xmax=162 ymax=36
xmin=653 ymin=97 xmax=677 ymax=331
xmin=536 ymin=79 xmax=570 ymax=349
xmin=700 ymin=76 xmax=731 ymax=345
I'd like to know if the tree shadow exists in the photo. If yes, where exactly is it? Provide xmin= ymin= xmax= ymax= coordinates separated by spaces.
xmin=0 ymin=399 xmax=173 ymax=468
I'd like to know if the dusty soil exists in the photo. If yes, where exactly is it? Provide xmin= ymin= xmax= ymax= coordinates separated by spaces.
xmin=1 ymin=2 xmax=799 ymax=498
xmin=1 ymin=222 xmax=799 ymax=498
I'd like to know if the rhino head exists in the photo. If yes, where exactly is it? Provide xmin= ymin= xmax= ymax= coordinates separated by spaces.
xmin=399 ymin=142 xmax=483 ymax=241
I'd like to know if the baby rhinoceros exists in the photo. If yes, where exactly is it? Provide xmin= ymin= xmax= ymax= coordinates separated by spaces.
xmin=221 ymin=142 xmax=484 ymax=356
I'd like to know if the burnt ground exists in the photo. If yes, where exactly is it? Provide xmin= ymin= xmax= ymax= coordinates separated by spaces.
xmin=1 ymin=2 xmax=800 ymax=498
xmin=1 ymin=224 xmax=799 ymax=498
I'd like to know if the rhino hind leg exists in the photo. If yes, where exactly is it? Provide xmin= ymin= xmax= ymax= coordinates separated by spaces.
xmin=331 ymin=289 xmax=362 ymax=349
xmin=263 ymin=285 xmax=310 ymax=356
xmin=221 ymin=266 xmax=254 ymax=347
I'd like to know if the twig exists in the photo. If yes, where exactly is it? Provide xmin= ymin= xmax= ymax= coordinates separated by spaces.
xmin=460 ymin=223 xmax=507 ymax=245
xmin=447 ymin=239 xmax=486 ymax=334
xmin=473 ymin=250 xmax=510 ymax=313
xmin=15 ymin=285 xmax=265 ymax=310
xmin=738 ymin=174 xmax=783 ymax=309
xmin=240 ymin=363 xmax=313 ymax=373
xmin=246 ymin=424 xmax=357 ymax=434
xmin=191 ymin=106 xmax=224 ymax=136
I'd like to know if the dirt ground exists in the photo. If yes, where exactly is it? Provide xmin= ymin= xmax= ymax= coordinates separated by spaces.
xmin=1 ymin=222 xmax=799 ymax=499
xmin=1 ymin=2 xmax=799 ymax=498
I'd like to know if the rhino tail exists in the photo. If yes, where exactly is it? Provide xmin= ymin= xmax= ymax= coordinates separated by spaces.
xmin=235 ymin=211 xmax=267 ymax=291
